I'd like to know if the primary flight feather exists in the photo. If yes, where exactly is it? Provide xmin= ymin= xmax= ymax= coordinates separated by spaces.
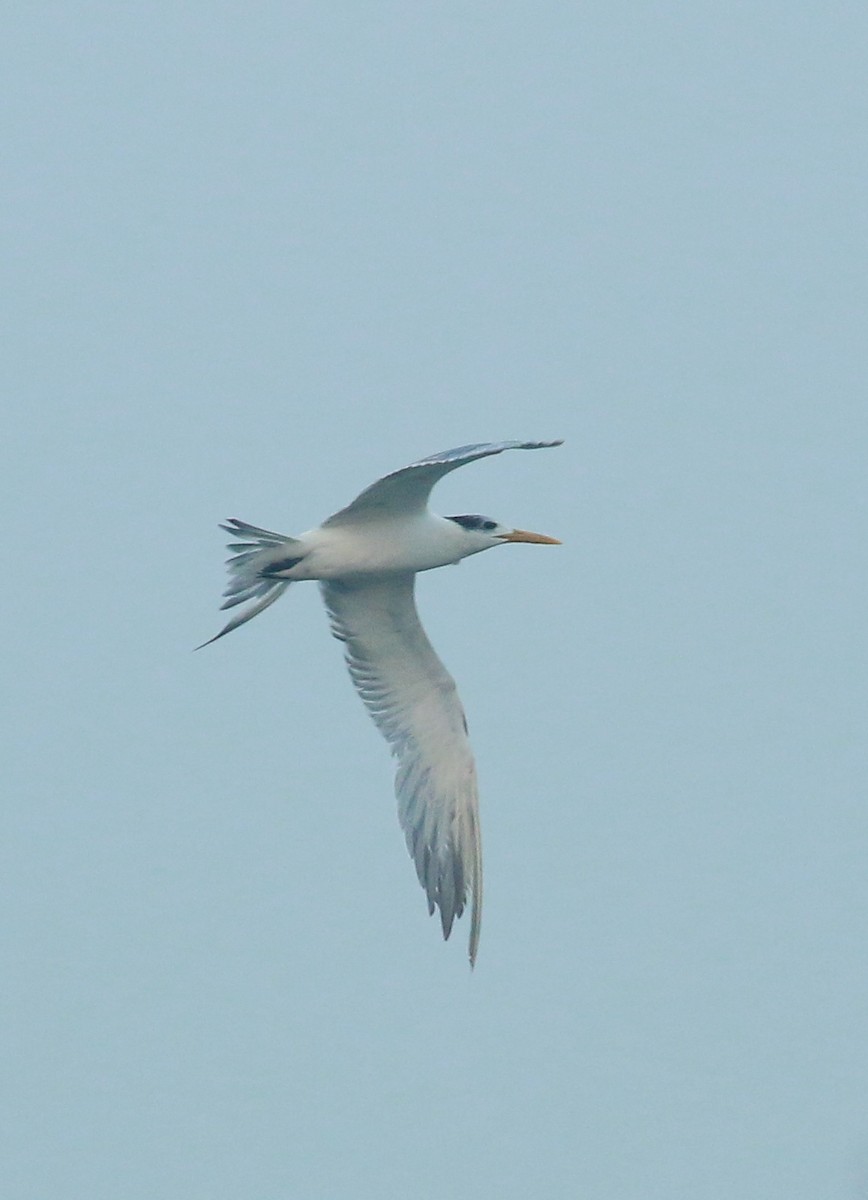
xmin=200 ymin=440 xmax=563 ymax=965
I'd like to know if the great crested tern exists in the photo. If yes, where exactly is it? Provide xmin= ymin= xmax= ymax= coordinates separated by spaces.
xmin=200 ymin=440 xmax=562 ymax=964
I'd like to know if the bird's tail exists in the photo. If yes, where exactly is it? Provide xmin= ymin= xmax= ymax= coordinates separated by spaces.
xmin=196 ymin=518 xmax=303 ymax=648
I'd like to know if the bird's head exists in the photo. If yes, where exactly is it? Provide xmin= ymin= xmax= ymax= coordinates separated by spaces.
xmin=446 ymin=513 xmax=561 ymax=549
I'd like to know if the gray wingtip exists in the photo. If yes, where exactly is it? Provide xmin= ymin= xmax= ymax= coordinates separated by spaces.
xmin=511 ymin=438 xmax=564 ymax=450
xmin=467 ymin=879 xmax=482 ymax=969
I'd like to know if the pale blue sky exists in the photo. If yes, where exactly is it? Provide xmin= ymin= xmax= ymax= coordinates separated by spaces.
xmin=4 ymin=4 xmax=867 ymax=1197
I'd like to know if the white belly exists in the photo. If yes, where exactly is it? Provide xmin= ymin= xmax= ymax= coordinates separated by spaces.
xmin=297 ymin=515 xmax=470 ymax=580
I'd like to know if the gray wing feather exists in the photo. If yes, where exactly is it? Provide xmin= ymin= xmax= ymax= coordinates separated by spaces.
xmin=323 ymin=439 xmax=563 ymax=526
xmin=321 ymin=575 xmax=483 ymax=965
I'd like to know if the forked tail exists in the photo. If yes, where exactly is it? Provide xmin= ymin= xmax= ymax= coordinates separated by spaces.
xmin=196 ymin=518 xmax=302 ymax=648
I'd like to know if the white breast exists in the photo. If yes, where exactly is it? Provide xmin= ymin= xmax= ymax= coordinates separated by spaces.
xmin=300 ymin=514 xmax=469 ymax=580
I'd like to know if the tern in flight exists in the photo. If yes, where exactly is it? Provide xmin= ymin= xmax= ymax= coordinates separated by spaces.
xmin=200 ymin=440 xmax=562 ymax=965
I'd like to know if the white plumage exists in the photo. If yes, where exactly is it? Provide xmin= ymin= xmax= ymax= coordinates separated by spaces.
xmin=200 ymin=441 xmax=562 ymax=965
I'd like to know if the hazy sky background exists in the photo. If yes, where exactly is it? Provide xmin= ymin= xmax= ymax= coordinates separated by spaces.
xmin=4 ymin=3 xmax=867 ymax=1197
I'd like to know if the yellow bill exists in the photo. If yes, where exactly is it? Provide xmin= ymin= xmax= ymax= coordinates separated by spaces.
xmin=499 ymin=528 xmax=561 ymax=545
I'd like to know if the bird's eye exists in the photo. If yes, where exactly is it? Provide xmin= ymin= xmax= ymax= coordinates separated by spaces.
xmin=481 ymin=520 xmax=496 ymax=531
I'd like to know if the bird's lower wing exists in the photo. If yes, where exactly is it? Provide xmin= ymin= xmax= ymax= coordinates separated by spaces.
xmin=321 ymin=574 xmax=483 ymax=965
xmin=323 ymin=440 xmax=563 ymax=526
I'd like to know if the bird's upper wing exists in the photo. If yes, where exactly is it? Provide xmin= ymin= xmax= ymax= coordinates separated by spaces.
xmin=321 ymin=574 xmax=483 ymax=965
xmin=323 ymin=440 xmax=563 ymax=527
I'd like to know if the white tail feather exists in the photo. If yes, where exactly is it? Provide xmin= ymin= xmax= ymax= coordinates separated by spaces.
xmin=196 ymin=518 xmax=301 ymax=648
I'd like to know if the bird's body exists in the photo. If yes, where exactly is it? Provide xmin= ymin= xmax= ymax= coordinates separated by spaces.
xmin=201 ymin=440 xmax=562 ymax=965
xmin=268 ymin=513 xmax=483 ymax=580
